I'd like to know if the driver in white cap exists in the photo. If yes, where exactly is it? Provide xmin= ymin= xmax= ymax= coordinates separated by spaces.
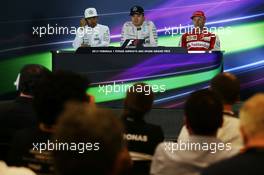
xmin=73 ymin=8 xmax=110 ymax=49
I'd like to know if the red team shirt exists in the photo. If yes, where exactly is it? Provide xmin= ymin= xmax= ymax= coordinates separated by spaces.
xmin=179 ymin=30 xmax=220 ymax=51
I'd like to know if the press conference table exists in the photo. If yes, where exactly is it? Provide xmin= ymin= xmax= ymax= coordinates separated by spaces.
xmin=52 ymin=47 xmax=223 ymax=108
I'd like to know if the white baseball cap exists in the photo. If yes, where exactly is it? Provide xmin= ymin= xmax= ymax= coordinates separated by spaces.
xmin=84 ymin=8 xmax=98 ymax=18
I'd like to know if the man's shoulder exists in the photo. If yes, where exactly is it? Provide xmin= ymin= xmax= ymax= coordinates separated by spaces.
xmin=0 ymin=101 xmax=13 ymax=126
xmin=204 ymin=31 xmax=218 ymax=37
xmin=13 ymin=128 xmax=38 ymax=141
xmin=97 ymin=24 xmax=109 ymax=30
xmin=154 ymin=142 xmax=180 ymax=156
xmin=125 ymin=120 xmax=162 ymax=134
xmin=181 ymin=32 xmax=192 ymax=38
xmin=0 ymin=161 xmax=36 ymax=175
xmin=154 ymin=142 xmax=170 ymax=156
xmin=151 ymin=142 xmax=189 ymax=175
xmin=202 ymin=153 xmax=253 ymax=175
xmin=0 ymin=100 xmax=13 ymax=108
xmin=0 ymin=97 xmax=33 ymax=114
xmin=223 ymin=114 xmax=239 ymax=121
xmin=152 ymin=141 xmax=187 ymax=166
xmin=223 ymin=115 xmax=240 ymax=127
xmin=12 ymin=128 xmax=51 ymax=148
xmin=0 ymin=100 xmax=15 ymax=116
xmin=143 ymin=20 xmax=155 ymax=26
xmin=123 ymin=21 xmax=133 ymax=27
xmin=144 ymin=122 xmax=162 ymax=130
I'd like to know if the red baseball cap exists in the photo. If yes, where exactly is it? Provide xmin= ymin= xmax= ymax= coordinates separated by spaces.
xmin=191 ymin=11 xmax=206 ymax=19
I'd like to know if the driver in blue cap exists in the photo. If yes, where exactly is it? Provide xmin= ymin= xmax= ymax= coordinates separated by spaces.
xmin=121 ymin=5 xmax=158 ymax=47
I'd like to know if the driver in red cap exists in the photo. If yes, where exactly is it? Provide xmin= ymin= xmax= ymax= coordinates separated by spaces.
xmin=179 ymin=11 xmax=220 ymax=51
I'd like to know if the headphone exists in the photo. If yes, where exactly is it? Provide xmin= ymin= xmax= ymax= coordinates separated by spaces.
xmin=14 ymin=73 xmax=21 ymax=91
xmin=13 ymin=64 xmax=49 ymax=92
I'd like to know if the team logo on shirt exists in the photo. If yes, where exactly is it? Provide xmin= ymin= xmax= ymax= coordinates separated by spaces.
xmin=186 ymin=35 xmax=197 ymax=42
xmin=202 ymin=36 xmax=212 ymax=42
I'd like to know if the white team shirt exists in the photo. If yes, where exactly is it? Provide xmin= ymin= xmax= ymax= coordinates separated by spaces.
xmin=121 ymin=20 xmax=158 ymax=47
xmin=73 ymin=24 xmax=110 ymax=50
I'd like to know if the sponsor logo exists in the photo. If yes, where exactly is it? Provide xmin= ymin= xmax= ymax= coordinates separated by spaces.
xmin=186 ymin=35 xmax=197 ymax=42
xmin=124 ymin=134 xmax=148 ymax=142
xmin=202 ymin=36 xmax=212 ymax=42
xmin=187 ymin=41 xmax=210 ymax=48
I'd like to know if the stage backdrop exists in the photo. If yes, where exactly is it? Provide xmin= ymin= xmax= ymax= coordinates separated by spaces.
xmin=0 ymin=0 xmax=264 ymax=104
